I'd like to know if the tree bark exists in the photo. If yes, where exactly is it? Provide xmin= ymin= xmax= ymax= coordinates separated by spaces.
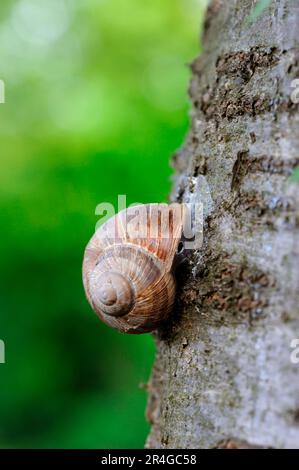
xmin=146 ymin=0 xmax=299 ymax=449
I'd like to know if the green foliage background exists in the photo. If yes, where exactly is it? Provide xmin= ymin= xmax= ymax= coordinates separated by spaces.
xmin=0 ymin=0 xmax=206 ymax=448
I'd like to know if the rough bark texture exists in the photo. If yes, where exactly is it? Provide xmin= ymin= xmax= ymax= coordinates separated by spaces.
xmin=146 ymin=0 xmax=299 ymax=449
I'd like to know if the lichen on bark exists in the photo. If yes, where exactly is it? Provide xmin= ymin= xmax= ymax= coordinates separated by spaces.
xmin=146 ymin=0 xmax=299 ymax=449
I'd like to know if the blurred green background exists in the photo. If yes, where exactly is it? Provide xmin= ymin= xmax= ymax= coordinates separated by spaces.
xmin=0 ymin=0 xmax=206 ymax=448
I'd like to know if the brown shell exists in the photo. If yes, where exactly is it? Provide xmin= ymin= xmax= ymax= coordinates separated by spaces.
xmin=82 ymin=203 xmax=186 ymax=334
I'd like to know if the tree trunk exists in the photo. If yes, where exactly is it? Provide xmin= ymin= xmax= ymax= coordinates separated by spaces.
xmin=146 ymin=0 xmax=299 ymax=449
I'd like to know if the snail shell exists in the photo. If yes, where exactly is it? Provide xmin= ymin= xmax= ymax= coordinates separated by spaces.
xmin=82 ymin=203 xmax=187 ymax=334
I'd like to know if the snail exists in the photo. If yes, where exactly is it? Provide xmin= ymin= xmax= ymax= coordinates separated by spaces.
xmin=82 ymin=203 xmax=188 ymax=334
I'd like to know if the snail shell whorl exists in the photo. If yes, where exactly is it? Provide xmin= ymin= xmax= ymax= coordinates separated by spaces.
xmin=89 ymin=270 xmax=134 ymax=317
xmin=82 ymin=203 xmax=186 ymax=334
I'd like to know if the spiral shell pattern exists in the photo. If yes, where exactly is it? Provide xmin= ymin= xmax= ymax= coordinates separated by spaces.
xmin=83 ymin=203 xmax=186 ymax=333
